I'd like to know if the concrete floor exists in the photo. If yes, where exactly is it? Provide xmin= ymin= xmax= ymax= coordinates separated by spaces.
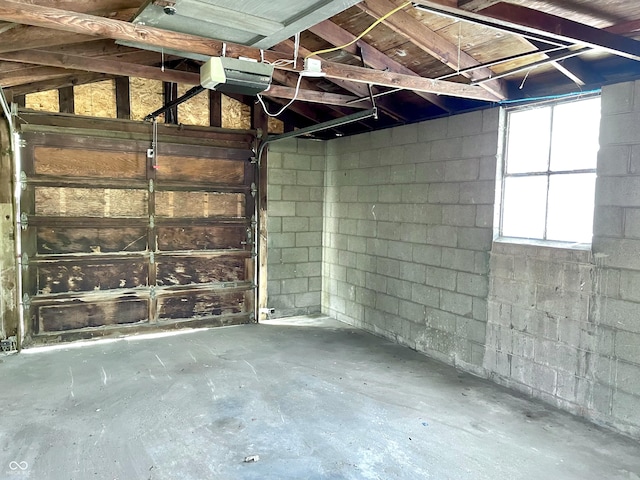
xmin=1 ymin=316 xmax=639 ymax=480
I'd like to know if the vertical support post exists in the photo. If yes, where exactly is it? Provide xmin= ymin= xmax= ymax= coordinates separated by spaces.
xmin=252 ymin=102 xmax=269 ymax=321
xmin=58 ymin=86 xmax=74 ymax=114
xmin=209 ymin=90 xmax=222 ymax=127
xmin=115 ymin=77 xmax=130 ymax=120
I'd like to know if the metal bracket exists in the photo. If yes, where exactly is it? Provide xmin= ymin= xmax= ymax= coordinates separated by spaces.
xmin=149 ymin=252 xmax=155 ymax=264
xmin=249 ymin=156 xmax=258 ymax=164
xmin=21 ymin=252 xmax=28 ymax=271
xmin=150 ymin=286 xmax=157 ymax=300
xmin=22 ymin=293 xmax=30 ymax=311
xmin=149 ymin=215 xmax=155 ymax=229
xmin=19 ymin=212 xmax=28 ymax=230
xmin=20 ymin=171 xmax=27 ymax=191
xmin=250 ymin=182 xmax=257 ymax=198
xmin=18 ymin=138 xmax=26 ymax=149
xmin=149 ymin=179 xmax=154 ymax=193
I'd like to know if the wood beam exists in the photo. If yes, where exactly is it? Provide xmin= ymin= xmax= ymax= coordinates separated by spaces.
xmin=58 ymin=85 xmax=74 ymax=113
xmin=115 ymin=76 xmax=130 ymax=119
xmin=0 ymin=49 xmax=200 ymax=85
xmin=415 ymin=0 xmax=640 ymax=62
xmin=308 ymin=20 xmax=452 ymax=112
xmin=209 ymin=90 xmax=221 ymax=127
xmin=357 ymin=0 xmax=508 ymax=99
xmin=0 ymin=1 xmax=502 ymax=101
xmin=265 ymin=85 xmax=367 ymax=108
xmin=6 ymin=72 xmax=112 ymax=96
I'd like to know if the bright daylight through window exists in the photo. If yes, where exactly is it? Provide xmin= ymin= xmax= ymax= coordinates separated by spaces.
xmin=500 ymin=96 xmax=601 ymax=244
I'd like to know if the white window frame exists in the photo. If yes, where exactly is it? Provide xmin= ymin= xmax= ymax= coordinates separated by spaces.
xmin=496 ymin=94 xmax=600 ymax=248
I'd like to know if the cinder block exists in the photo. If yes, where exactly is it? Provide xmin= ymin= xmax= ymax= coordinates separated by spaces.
xmin=390 ymin=164 xmax=416 ymax=184
xmin=267 ymin=280 xmax=281 ymax=296
xmin=491 ymin=277 xmax=536 ymax=306
xmin=269 ymin=201 xmax=296 ymax=217
xmin=431 ymin=137 xmax=463 ymax=161
xmin=297 ymin=170 xmax=324 ymax=186
xmin=379 ymin=146 xmax=404 ymax=166
xmin=357 ymin=185 xmax=379 ymax=202
xmin=297 ymin=138 xmax=325 ymax=156
xmin=425 ymin=266 xmax=457 ymax=291
xmin=296 ymin=202 xmax=323 ymax=217
xmin=338 ymin=250 xmax=357 ymax=268
xmin=457 ymin=272 xmax=489 ymax=297
xmin=536 ymin=286 xmax=590 ymax=320
xmin=601 ymin=82 xmax=634 ymax=115
xmin=386 ymin=241 xmax=413 ymax=261
xmin=267 ymin=248 xmax=281 ymax=265
xmin=600 ymin=111 xmax=640 ymax=148
xmin=392 ymin=123 xmax=418 ymax=145
xmin=356 ymin=287 xmax=376 ymax=308
xmin=620 ymin=270 xmax=640 ymax=303
xmin=271 ymin=138 xmax=298 ymax=154
xmin=283 ymin=153 xmax=311 ymax=170
xmin=268 ymin=263 xmax=297 ymax=280
xmin=346 ymin=269 xmax=366 ymax=288
xmin=401 ymin=184 xmax=430 ymax=203
xmin=280 ymin=247 xmax=308 ymax=264
xmin=309 ymin=276 xmax=322 ymax=292
xmin=593 ymin=206 xmax=623 ymax=237
xmin=377 ymin=257 xmax=400 ymax=278
xmin=462 ymin=132 xmax=498 ymax=159
xmin=562 ymin=263 xmax=594 ymax=294
xmin=366 ymin=238 xmax=388 ymax=257
xmin=268 ymin=184 xmax=282 ymax=200
xmin=448 ymin=110 xmax=483 ymax=137
xmin=443 ymin=204 xmax=477 ymax=227
xmin=309 ymin=247 xmax=322 ymax=262
xmin=427 ymin=225 xmax=458 ymax=247
xmin=399 ymin=261 xmax=426 ymax=283
xmin=387 ymin=278 xmax=412 ymax=300
xmin=296 ymin=232 xmax=321 ymax=247
xmin=404 ymin=143 xmax=432 ymax=164
xmin=378 ymin=184 xmax=403 ymax=203
xmin=376 ymin=293 xmax=399 ymax=315
xmin=624 ymin=208 xmax=640 ymax=239
xmin=282 ymin=217 xmax=309 ymax=232
xmin=413 ymin=244 xmax=442 ymax=266
xmin=616 ymin=360 xmax=640 ymax=396
xmin=415 ymin=162 xmax=445 ymax=183
xmin=596 ymin=176 xmax=640 ymax=207
xmin=377 ymin=221 xmax=402 ymax=240
xmin=482 ymin=108 xmax=500 ymax=133
xmin=456 ymin=317 xmax=487 ymax=344
xmin=459 ymin=180 xmax=495 ymax=205
xmin=425 ymin=307 xmax=457 ymax=334
xmin=472 ymin=297 xmax=487 ymax=322
xmin=269 ymin=232 xmax=295 ymax=248
xmin=440 ymin=290 xmax=473 ymax=317
xmin=399 ymin=300 xmax=426 ymax=323
xmin=281 ymin=185 xmax=310 ymax=201
xmin=414 ymin=204 xmax=443 ymax=225
xmin=593 ymin=237 xmax=640 ymax=270
xmin=457 ymin=227 xmax=492 ymax=251
xmin=399 ymin=223 xmax=427 ymax=244
xmin=598 ymin=145 xmax=630 ymax=175
xmin=371 ymin=128 xmax=393 ymax=150
xmin=612 ymin=389 xmax=640 ymax=426
xmin=411 ymin=283 xmax=440 ymax=308
xmin=417 ymin=117 xmax=448 ymax=143
xmin=442 ymin=247 xmax=475 ymax=273
xmin=347 ymin=236 xmax=367 ymax=254
xmin=282 ymin=278 xmax=309 ymax=294
xmin=267 ymin=216 xmax=282 ymax=233
xmin=311 ymin=156 xmax=325 ymax=171
xmin=295 ymin=291 xmax=321 ymax=308
xmin=365 ymin=272 xmax=387 ymax=292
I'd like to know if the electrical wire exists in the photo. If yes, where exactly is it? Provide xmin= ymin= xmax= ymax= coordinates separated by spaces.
xmin=256 ymin=73 xmax=304 ymax=117
xmin=304 ymin=1 xmax=412 ymax=59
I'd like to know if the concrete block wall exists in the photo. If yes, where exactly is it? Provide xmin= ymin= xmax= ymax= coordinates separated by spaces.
xmin=323 ymin=110 xmax=498 ymax=372
xmin=589 ymin=80 xmax=640 ymax=438
xmin=485 ymin=243 xmax=596 ymax=415
xmin=266 ymin=138 xmax=325 ymax=316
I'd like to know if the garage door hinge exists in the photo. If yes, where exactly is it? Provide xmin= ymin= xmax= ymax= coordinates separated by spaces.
xmin=150 ymin=286 xmax=156 ymax=299
xmin=22 ymin=293 xmax=30 ymax=311
xmin=250 ymin=182 xmax=257 ymax=198
xmin=18 ymin=139 xmax=26 ymax=148
xmin=149 ymin=215 xmax=155 ymax=229
xmin=149 ymin=252 xmax=155 ymax=264
xmin=20 ymin=171 xmax=27 ymax=190
xmin=149 ymin=179 xmax=154 ymax=193
xmin=21 ymin=252 xmax=28 ymax=270
xmin=249 ymin=156 xmax=257 ymax=164
xmin=19 ymin=212 xmax=28 ymax=230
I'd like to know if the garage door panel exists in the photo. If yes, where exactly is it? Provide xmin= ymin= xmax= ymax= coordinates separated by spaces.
xmin=38 ymin=299 xmax=149 ymax=332
xmin=157 ymin=291 xmax=245 ymax=321
xmin=156 ymin=255 xmax=246 ymax=286
xmin=155 ymin=191 xmax=245 ymax=218
xmin=34 ymin=147 xmax=147 ymax=179
xmin=156 ymin=156 xmax=245 ymax=184
xmin=37 ymin=260 xmax=148 ymax=294
xmin=157 ymin=225 xmax=246 ymax=251
xmin=37 ymin=226 xmax=149 ymax=255
xmin=35 ymin=187 xmax=149 ymax=218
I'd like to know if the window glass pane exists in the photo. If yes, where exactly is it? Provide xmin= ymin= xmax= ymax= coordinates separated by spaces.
xmin=550 ymin=97 xmax=600 ymax=171
xmin=506 ymin=107 xmax=551 ymax=174
xmin=502 ymin=176 xmax=547 ymax=239
xmin=546 ymin=173 xmax=596 ymax=243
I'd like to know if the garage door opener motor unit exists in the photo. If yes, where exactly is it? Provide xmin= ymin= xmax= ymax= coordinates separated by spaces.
xmin=200 ymin=57 xmax=274 ymax=95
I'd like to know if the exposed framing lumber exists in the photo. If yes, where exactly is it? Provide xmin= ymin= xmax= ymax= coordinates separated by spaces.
xmin=414 ymin=0 xmax=640 ymax=62
xmin=58 ymin=85 xmax=74 ymax=113
xmin=308 ymin=20 xmax=452 ymax=112
xmin=0 ymin=0 xmax=501 ymax=101
xmin=209 ymin=90 xmax=221 ymax=127
xmin=357 ymin=0 xmax=508 ymax=99
xmin=115 ymin=76 xmax=130 ymax=119
xmin=265 ymin=85 xmax=368 ymax=109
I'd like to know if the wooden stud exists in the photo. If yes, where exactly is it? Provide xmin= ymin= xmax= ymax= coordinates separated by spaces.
xmin=58 ymin=85 xmax=74 ymax=114
xmin=115 ymin=76 xmax=130 ymax=120
xmin=209 ymin=90 xmax=222 ymax=128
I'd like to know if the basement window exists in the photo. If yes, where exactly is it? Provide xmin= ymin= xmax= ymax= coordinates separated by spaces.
xmin=499 ymin=95 xmax=600 ymax=245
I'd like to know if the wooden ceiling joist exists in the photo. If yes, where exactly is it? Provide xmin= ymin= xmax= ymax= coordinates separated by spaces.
xmin=0 ymin=0 xmax=501 ymax=101
xmin=357 ymin=0 xmax=508 ymax=99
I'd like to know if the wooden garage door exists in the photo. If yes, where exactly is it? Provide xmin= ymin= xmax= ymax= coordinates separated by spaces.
xmin=18 ymin=115 xmax=257 ymax=344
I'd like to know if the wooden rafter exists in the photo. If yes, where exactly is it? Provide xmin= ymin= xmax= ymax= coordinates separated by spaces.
xmin=0 ymin=0 xmax=501 ymax=101
xmin=308 ymin=19 xmax=453 ymax=112
xmin=356 ymin=0 xmax=508 ymax=99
